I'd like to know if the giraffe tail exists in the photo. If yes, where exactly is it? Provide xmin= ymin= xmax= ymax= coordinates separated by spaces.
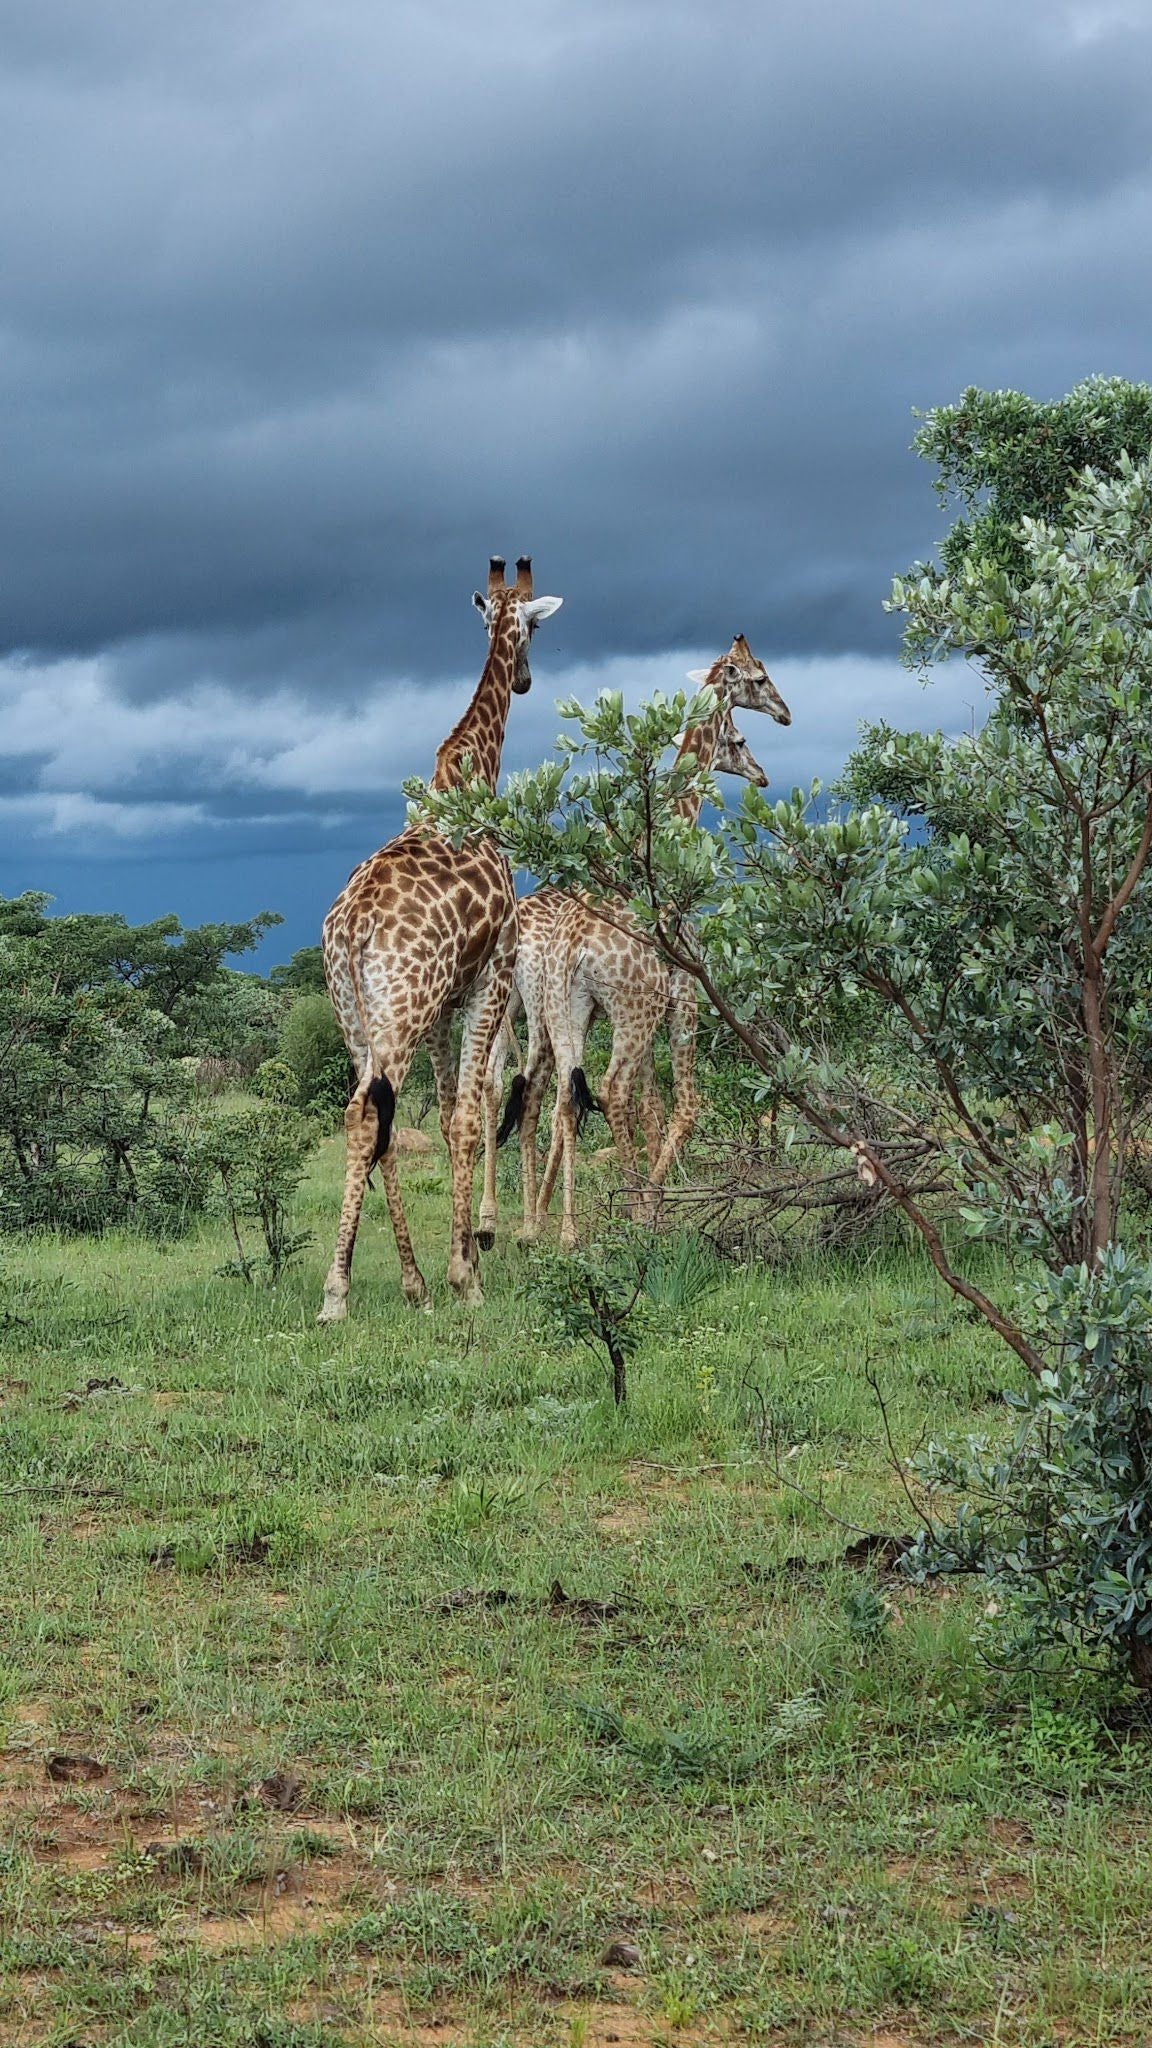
xmin=569 ymin=1067 xmax=602 ymax=1138
xmin=367 ymin=1074 xmax=396 ymax=1167
xmin=496 ymin=1072 xmax=527 ymax=1148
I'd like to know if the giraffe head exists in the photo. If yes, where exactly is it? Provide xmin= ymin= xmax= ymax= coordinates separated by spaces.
xmin=686 ymin=633 xmax=791 ymax=725
xmin=712 ymin=707 xmax=769 ymax=787
xmin=675 ymin=705 xmax=769 ymax=788
xmin=472 ymin=556 xmax=563 ymax=694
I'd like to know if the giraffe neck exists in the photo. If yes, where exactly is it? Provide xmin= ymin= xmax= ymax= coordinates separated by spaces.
xmin=431 ymin=597 xmax=519 ymax=792
xmin=671 ymin=699 xmax=726 ymax=824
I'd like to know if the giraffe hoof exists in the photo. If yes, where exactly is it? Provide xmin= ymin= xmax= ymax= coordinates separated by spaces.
xmin=403 ymin=1277 xmax=431 ymax=1310
xmin=317 ymin=1295 xmax=348 ymax=1325
xmin=449 ymin=1265 xmax=484 ymax=1306
xmin=475 ymin=1228 xmax=495 ymax=1252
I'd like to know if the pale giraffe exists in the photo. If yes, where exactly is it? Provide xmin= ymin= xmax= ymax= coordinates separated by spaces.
xmin=495 ymin=637 xmax=791 ymax=1247
xmin=318 ymin=557 xmax=563 ymax=1318
xmin=540 ymin=682 xmax=788 ymax=1248
xmin=483 ymin=710 xmax=769 ymax=1243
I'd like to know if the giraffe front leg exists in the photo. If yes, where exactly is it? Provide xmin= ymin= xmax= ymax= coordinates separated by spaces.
xmin=426 ymin=1011 xmax=457 ymax=1155
xmin=557 ymin=1083 xmax=580 ymax=1251
xmin=535 ymin=1088 xmax=563 ymax=1225
xmin=477 ymin=1070 xmax=500 ymax=1251
xmin=600 ymin=1057 xmax=645 ymax=1224
xmin=543 ymin=986 xmax=596 ymax=1252
xmin=637 ymin=1048 xmax=666 ymax=1176
xmin=447 ymin=961 xmax=512 ymax=1302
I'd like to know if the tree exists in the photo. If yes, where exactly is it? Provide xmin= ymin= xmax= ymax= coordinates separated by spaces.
xmin=419 ymin=415 xmax=1152 ymax=1689
xmin=269 ymin=945 xmax=328 ymax=994
xmin=0 ymin=896 xmax=281 ymax=1232
xmin=277 ymin=992 xmax=349 ymax=1117
xmin=196 ymin=1102 xmax=317 ymax=1284
xmin=425 ymin=453 xmax=1152 ymax=1337
xmin=180 ymin=968 xmax=284 ymax=1073
xmin=913 ymin=375 xmax=1152 ymax=581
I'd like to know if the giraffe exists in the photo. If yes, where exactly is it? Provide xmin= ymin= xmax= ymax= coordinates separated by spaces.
xmin=494 ymin=637 xmax=791 ymax=1247
xmin=538 ymin=687 xmax=786 ymax=1248
xmin=481 ymin=712 xmax=769 ymax=1244
xmin=318 ymin=557 xmax=563 ymax=1319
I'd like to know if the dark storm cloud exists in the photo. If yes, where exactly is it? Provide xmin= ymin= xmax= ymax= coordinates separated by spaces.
xmin=3 ymin=0 xmax=1152 ymax=678
xmin=1 ymin=0 xmax=1150 ymax=947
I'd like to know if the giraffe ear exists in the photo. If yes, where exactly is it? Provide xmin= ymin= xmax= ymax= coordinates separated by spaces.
xmin=472 ymin=591 xmax=487 ymax=616
xmin=685 ymin=668 xmax=711 ymax=687
xmin=521 ymin=595 xmax=563 ymax=626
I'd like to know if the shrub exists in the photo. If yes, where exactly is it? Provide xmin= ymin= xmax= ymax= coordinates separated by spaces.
xmin=278 ymin=994 xmax=349 ymax=1119
xmin=908 ymin=1248 xmax=1152 ymax=1691
xmin=196 ymin=1102 xmax=318 ymax=1283
xmin=252 ymin=1058 xmax=299 ymax=1105
xmin=0 ymin=894 xmax=279 ymax=1235
xmin=529 ymin=1235 xmax=651 ymax=1406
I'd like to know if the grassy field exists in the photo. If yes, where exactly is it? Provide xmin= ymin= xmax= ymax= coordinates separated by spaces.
xmin=1 ymin=1125 xmax=1151 ymax=2048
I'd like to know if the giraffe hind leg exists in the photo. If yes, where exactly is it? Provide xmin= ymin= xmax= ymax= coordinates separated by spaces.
xmin=516 ymin=1043 xmax=554 ymax=1243
xmin=319 ymin=1049 xmax=428 ymax=1320
xmin=645 ymin=979 xmax=700 ymax=1225
xmin=447 ymin=955 xmax=514 ymax=1302
xmin=478 ymin=1011 xmax=517 ymax=1250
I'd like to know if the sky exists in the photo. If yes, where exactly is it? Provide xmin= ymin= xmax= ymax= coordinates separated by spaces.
xmin=2 ymin=0 xmax=1150 ymax=966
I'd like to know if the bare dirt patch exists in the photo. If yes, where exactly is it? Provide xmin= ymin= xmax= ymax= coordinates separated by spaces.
xmin=340 ymin=1994 xmax=475 ymax=2044
xmin=731 ymin=1906 xmax=789 ymax=1942
xmin=556 ymin=2002 xmax=731 ymax=2046
xmin=883 ymin=1850 xmax=1034 ymax=1919
xmin=172 ymin=1852 xmax=360 ymax=1950
xmin=988 ymin=1816 xmax=1035 ymax=1851
xmin=596 ymin=1464 xmax=693 ymax=1537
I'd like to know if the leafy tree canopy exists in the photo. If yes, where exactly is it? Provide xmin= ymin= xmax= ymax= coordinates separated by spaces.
xmin=269 ymin=945 xmax=327 ymax=993
xmin=914 ymin=374 xmax=1152 ymax=581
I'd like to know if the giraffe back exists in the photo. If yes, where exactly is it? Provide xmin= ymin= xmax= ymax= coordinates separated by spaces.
xmin=324 ymin=826 xmax=516 ymax=1063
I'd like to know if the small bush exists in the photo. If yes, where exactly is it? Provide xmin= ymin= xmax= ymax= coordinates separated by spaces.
xmin=908 ymin=1248 xmax=1152 ymax=1692
xmin=252 ymin=1057 xmax=299 ymax=1105
xmin=195 ymin=1101 xmax=318 ymax=1283
xmin=278 ymin=994 xmax=349 ymax=1119
xmin=529 ymin=1235 xmax=651 ymax=1406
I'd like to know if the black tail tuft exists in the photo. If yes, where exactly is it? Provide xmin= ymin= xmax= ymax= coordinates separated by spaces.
xmin=496 ymin=1072 xmax=528 ymax=1148
xmin=570 ymin=1066 xmax=601 ymax=1138
xmin=367 ymin=1074 xmax=396 ymax=1167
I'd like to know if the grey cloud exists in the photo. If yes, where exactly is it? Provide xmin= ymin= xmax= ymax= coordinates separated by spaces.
xmin=0 ymin=0 xmax=1148 ymax=949
xmin=1 ymin=0 xmax=1151 ymax=685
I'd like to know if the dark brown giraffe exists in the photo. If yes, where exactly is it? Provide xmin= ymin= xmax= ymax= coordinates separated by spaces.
xmin=318 ymin=557 xmax=562 ymax=1318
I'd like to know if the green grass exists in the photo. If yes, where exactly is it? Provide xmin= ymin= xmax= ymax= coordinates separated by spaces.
xmin=1 ymin=1129 xmax=1151 ymax=2045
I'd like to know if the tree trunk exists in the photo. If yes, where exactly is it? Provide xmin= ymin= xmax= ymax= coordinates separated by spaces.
xmin=1129 ymin=1635 xmax=1152 ymax=1694
xmin=606 ymin=1335 xmax=627 ymax=1408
